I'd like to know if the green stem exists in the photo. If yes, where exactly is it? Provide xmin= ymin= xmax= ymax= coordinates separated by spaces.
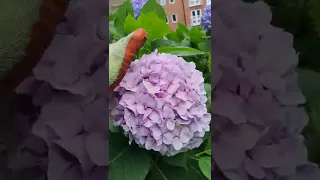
xmin=195 ymin=149 xmax=210 ymax=157
xmin=189 ymin=157 xmax=200 ymax=161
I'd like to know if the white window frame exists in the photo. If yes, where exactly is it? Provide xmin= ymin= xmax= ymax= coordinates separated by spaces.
xmin=169 ymin=0 xmax=175 ymax=4
xmin=171 ymin=14 xmax=178 ymax=23
xmin=206 ymin=0 xmax=211 ymax=5
xmin=188 ymin=0 xmax=202 ymax=7
xmin=190 ymin=9 xmax=202 ymax=26
xmin=160 ymin=0 xmax=166 ymax=6
xmin=166 ymin=16 xmax=169 ymax=24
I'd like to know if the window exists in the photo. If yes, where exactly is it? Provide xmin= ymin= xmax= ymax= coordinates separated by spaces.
xmin=166 ymin=16 xmax=169 ymax=24
xmin=169 ymin=0 xmax=175 ymax=4
xmin=189 ymin=0 xmax=201 ymax=7
xmin=190 ymin=9 xmax=201 ymax=26
xmin=171 ymin=14 xmax=177 ymax=23
xmin=206 ymin=0 xmax=211 ymax=5
xmin=160 ymin=0 xmax=166 ymax=6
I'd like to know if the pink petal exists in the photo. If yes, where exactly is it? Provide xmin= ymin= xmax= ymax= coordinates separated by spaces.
xmin=145 ymin=137 xmax=154 ymax=150
xmin=167 ymin=83 xmax=180 ymax=94
xmin=166 ymin=120 xmax=175 ymax=130
xmin=179 ymin=127 xmax=193 ymax=143
xmin=163 ymin=132 xmax=173 ymax=145
xmin=175 ymin=90 xmax=188 ymax=101
xmin=139 ymin=126 xmax=149 ymax=136
xmin=149 ymin=111 xmax=161 ymax=124
xmin=149 ymin=73 xmax=160 ymax=84
xmin=172 ymin=137 xmax=183 ymax=150
xmin=136 ymin=104 xmax=145 ymax=114
xmin=150 ymin=126 xmax=162 ymax=140
xmin=142 ymin=80 xmax=160 ymax=94
xmin=163 ymin=104 xmax=175 ymax=119
xmin=144 ymin=119 xmax=153 ymax=128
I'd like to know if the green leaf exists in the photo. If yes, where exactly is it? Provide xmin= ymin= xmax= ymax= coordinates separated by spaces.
xmin=177 ymin=23 xmax=189 ymax=34
xmin=204 ymin=136 xmax=211 ymax=156
xmin=109 ymin=132 xmax=151 ymax=180
xmin=186 ymin=160 xmax=207 ymax=180
xmin=109 ymin=12 xmax=116 ymax=21
xmin=146 ymin=160 xmax=189 ymax=180
xmin=304 ymin=103 xmax=320 ymax=164
xmin=137 ymin=40 xmax=152 ymax=59
xmin=123 ymin=11 xmax=170 ymax=41
xmin=204 ymin=83 xmax=211 ymax=112
xmin=311 ymin=0 xmax=320 ymax=37
xmin=176 ymin=23 xmax=189 ymax=39
xmin=151 ymin=39 xmax=178 ymax=51
xmin=198 ymin=157 xmax=211 ymax=180
xmin=140 ymin=0 xmax=167 ymax=21
xmin=299 ymin=69 xmax=320 ymax=164
xmin=188 ymin=27 xmax=206 ymax=44
xmin=198 ymin=39 xmax=211 ymax=53
xmin=114 ymin=0 xmax=134 ymax=36
xmin=137 ymin=11 xmax=170 ymax=40
xmin=123 ymin=14 xmax=140 ymax=35
xmin=167 ymin=31 xmax=183 ymax=43
xmin=306 ymin=103 xmax=320 ymax=135
xmin=179 ymin=40 xmax=191 ymax=47
xmin=298 ymin=69 xmax=320 ymax=103
xmin=109 ymin=120 xmax=120 ymax=133
xmin=157 ymin=46 xmax=206 ymax=57
xmin=208 ymin=52 xmax=211 ymax=72
xmin=163 ymin=153 xmax=188 ymax=168
xmin=109 ymin=21 xmax=122 ymax=40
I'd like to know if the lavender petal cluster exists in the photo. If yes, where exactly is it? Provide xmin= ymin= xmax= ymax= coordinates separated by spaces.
xmin=201 ymin=4 xmax=211 ymax=31
xmin=111 ymin=50 xmax=211 ymax=156
xmin=6 ymin=0 xmax=109 ymax=179
xmin=211 ymin=0 xmax=320 ymax=179
xmin=131 ymin=0 xmax=147 ymax=19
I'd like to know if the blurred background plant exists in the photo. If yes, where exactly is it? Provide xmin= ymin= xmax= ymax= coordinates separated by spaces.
xmin=244 ymin=0 xmax=320 ymax=165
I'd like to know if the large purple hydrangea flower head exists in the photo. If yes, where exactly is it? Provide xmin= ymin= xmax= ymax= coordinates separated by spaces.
xmin=111 ymin=50 xmax=211 ymax=156
xmin=210 ymin=0 xmax=320 ymax=179
xmin=132 ymin=0 xmax=147 ymax=19
xmin=201 ymin=4 xmax=211 ymax=31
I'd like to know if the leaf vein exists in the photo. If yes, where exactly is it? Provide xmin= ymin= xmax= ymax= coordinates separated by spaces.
xmin=109 ymin=146 xmax=129 ymax=164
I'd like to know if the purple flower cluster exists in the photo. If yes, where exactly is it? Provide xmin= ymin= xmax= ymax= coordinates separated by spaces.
xmin=131 ymin=0 xmax=147 ymax=19
xmin=111 ymin=50 xmax=211 ymax=156
xmin=201 ymin=4 xmax=211 ymax=31
xmin=7 ymin=0 xmax=109 ymax=179
xmin=211 ymin=0 xmax=320 ymax=179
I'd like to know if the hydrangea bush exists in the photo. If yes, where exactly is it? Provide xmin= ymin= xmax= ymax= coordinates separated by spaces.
xmin=109 ymin=0 xmax=212 ymax=179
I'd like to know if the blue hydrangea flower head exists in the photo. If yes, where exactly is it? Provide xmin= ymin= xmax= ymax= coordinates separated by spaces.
xmin=132 ymin=0 xmax=147 ymax=19
xmin=201 ymin=5 xmax=211 ymax=31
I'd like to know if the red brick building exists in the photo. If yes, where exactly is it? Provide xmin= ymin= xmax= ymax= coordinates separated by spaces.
xmin=157 ymin=0 xmax=211 ymax=30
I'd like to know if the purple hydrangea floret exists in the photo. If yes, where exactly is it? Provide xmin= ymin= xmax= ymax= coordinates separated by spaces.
xmin=132 ymin=0 xmax=147 ymax=19
xmin=201 ymin=5 xmax=211 ymax=31
xmin=111 ymin=50 xmax=211 ymax=156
